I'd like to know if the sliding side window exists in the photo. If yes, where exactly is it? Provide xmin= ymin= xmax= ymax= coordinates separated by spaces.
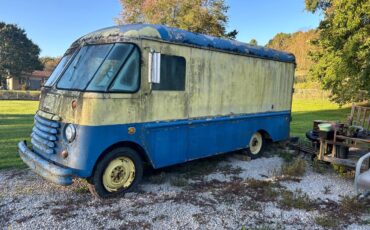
xmin=152 ymin=55 xmax=186 ymax=91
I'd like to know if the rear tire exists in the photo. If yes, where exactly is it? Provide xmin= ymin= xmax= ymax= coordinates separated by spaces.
xmin=88 ymin=147 xmax=143 ymax=199
xmin=245 ymin=132 xmax=266 ymax=159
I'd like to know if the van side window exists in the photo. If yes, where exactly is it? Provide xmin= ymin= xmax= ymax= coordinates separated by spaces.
xmin=152 ymin=55 xmax=186 ymax=91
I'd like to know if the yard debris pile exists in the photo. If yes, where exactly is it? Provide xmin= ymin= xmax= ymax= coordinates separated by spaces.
xmin=1 ymin=150 xmax=370 ymax=229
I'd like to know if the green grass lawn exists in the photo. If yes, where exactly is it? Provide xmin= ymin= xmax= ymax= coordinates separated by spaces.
xmin=0 ymin=100 xmax=38 ymax=169
xmin=0 ymin=98 xmax=351 ymax=170
xmin=290 ymin=98 xmax=351 ymax=137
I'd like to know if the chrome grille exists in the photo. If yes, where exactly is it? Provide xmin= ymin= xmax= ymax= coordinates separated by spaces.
xmin=31 ymin=114 xmax=60 ymax=155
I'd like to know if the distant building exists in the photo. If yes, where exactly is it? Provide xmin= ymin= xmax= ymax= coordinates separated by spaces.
xmin=6 ymin=70 xmax=51 ymax=90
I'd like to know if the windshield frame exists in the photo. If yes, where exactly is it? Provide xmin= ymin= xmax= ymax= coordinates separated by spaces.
xmin=52 ymin=42 xmax=141 ymax=94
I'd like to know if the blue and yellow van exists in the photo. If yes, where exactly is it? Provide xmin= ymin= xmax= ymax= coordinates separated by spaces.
xmin=18 ymin=24 xmax=295 ymax=198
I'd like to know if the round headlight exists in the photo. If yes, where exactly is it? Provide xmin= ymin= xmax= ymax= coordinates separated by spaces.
xmin=65 ymin=124 xmax=76 ymax=142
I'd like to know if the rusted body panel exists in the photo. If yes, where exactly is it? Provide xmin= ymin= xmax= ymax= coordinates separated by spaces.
xmin=18 ymin=141 xmax=73 ymax=185
xmin=38 ymin=40 xmax=294 ymax=126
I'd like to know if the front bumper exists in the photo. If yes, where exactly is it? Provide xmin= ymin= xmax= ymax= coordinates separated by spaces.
xmin=18 ymin=140 xmax=74 ymax=186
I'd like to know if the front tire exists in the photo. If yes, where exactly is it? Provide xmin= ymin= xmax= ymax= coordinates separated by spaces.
xmin=245 ymin=132 xmax=266 ymax=159
xmin=88 ymin=147 xmax=143 ymax=198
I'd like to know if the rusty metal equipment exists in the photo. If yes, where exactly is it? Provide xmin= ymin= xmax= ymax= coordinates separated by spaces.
xmin=304 ymin=104 xmax=370 ymax=164
xmin=314 ymin=104 xmax=370 ymax=167
xmin=303 ymin=104 xmax=370 ymax=194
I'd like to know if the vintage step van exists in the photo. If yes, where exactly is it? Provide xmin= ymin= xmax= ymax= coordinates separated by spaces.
xmin=18 ymin=24 xmax=295 ymax=198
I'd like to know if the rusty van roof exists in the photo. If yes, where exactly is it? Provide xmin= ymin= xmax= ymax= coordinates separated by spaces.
xmin=69 ymin=24 xmax=295 ymax=64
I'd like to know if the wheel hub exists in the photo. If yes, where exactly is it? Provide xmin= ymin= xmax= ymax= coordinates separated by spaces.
xmin=111 ymin=166 xmax=125 ymax=182
xmin=249 ymin=132 xmax=263 ymax=155
xmin=103 ymin=157 xmax=135 ymax=192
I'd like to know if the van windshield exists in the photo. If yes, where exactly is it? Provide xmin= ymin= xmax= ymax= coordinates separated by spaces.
xmin=56 ymin=43 xmax=140 ymax=92
xmin=44 ymin=52 xmax=76 ymax=87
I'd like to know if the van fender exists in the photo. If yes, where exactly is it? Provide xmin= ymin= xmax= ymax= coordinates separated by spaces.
xmin=88 ymin=141 xmax=154 ymax=180
xmin=256 ymin=129 xmax=272 ymax=141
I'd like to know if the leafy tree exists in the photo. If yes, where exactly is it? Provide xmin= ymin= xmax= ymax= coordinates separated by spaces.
xmin=305 ymin=0 xmax=370 ymax=104
xmin=116 ymin=0 xmax=238 ymax=39
xmin=40 ymin=56 xmax=61 ymax=72
xmin=249 ymin=39 xmax=258 ymax=46
xmin=266 ymin=33 xmax=291 ymax=51
xmin=0 ymin=22 xmax=42 ymax=86
xmin=266 ymin=30 xmax=318 ymax=72
xmin=305 ymin=0 xmax=332 ymax=13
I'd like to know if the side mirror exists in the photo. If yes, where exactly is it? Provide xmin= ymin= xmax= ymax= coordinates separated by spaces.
xmin=148 ymin=52 xmax=161 ymax=84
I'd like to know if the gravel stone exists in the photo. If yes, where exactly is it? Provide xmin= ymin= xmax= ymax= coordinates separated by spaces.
xmin=1 ymin=153 xmax=369 ymax=229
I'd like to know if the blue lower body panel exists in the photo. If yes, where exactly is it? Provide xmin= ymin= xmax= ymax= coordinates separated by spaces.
xmin=144 ymin=111 xmax=290 ymax=166
xmin=187 ymin=112 xmax=289 ymax=160
xmin=19 ymin=110 xmax=291 ymax=184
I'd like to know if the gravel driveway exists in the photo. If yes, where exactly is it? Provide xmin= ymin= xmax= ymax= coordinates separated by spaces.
xmin=1 ymin=150 xmax=370 ymax=229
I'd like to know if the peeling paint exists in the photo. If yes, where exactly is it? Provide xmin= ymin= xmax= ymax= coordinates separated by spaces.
xmin=65 ymin=24 xmax=295 ymax=64
xmin=124 ymin=27 xmax=162 ymax=39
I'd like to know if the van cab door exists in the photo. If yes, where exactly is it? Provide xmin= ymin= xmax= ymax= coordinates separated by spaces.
xmin=140 ymin=42 xmax=190 ymax=168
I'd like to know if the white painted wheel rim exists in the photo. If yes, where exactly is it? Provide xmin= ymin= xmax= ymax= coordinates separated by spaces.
xmin=249 ymin=132 xmax=263 ymax=155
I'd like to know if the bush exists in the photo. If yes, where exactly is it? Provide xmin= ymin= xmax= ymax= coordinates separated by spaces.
xmin=281 ymin=158 xmax=306 ymax=177
xmin=279 ymin=189 xmax=315 ymax=211
xmin=315 ymin=215 xmax=340 ymax=228
xmin=340 ymin=196 xmax=366 ymax=216
xmin=332 ymin=164 xmax=354 ymax=179
xmin=277 ymin=150 xmax=294 ymax=163
xmin=0 ymin=90 xmax=40 ymax=100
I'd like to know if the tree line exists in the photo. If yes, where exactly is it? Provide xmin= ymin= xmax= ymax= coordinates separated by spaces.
xmin=266 ymin=30 xmax=318 ymax=73
xmin=267 ymin=0 xmax=369 ymax=105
